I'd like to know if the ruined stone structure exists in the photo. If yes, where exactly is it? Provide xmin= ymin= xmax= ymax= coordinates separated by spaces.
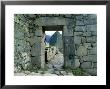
xmin=14 ymin=14 xmax=97 ymax=75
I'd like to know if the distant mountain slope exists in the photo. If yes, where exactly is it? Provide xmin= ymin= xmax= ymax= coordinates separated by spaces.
xmin=45 ymin=35 xmax=51 ymax=43
xmin=49 ymin=31 xmax=62 ymax=47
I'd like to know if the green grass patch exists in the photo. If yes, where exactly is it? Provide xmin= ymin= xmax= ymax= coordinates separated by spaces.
xmin=72 ymin=68 xmax=86 ymax=76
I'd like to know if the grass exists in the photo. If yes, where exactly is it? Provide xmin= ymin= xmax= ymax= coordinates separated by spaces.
xmin=72 ymin=68 xmax=86 ymax=76
xmin=64 ymin=67 xmax=87 ymax=76
xmin=72 ymin=68 xmax=84 ymax=76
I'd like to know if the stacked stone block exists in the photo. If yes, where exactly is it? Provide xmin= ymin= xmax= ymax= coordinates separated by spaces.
xmin=74 ymin=14 xmax=97 ymax=75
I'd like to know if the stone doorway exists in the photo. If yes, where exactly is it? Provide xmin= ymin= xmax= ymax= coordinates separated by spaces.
xmin=42 ymin=26 xmax=64 ymax=71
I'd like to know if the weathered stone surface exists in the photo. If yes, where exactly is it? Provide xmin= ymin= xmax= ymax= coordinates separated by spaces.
xmin=81 ymin=62 xmax=92 ymax=69
xmin=81 ymin=55 xmax=97 ymax=62
xmin=84 ymin=19 xmax=97 ymax=25
xmin=86 ymin=25 xmax=97 ymax=31
xmin=77 ymin=46 xmax=87 ymax=56
xmin=89 ymin=47 xmax=97 ymax=55
xmin=60 ymin=71 xmax=67 ymax=75
xmin=87 ymin=36 xmax=96 ymax=42
xmin=64 ymin=56 xmax=72 ymax=67
xmin=91 ymin=31 xmax=97 ymax=36
xmin=84 ymin=68 xmax=97 ymax=76
xmin=75 ymin=15 xmax=84 ymax=20
xmin=42 ymin=17 xmax=66 ymax=26
xmin=54 ymin=71 xmax=61 ymax=75
xmin=74 ymin=36 xmax=81 ymax=44
xmin=29 ymin=36 xmax=38 ymax=46
xmin=35 ymin=30 xmax=42 ymax=36
xmin=31 ymin=57 xmax=41 ymax=67
xmin=92 ymin=43 xmax=97 ymax=47
xmin=64 ymin=36 xmax=74 ymax=44
xmin=84 ymin=43 xmax=92 ymax=49
xmin=65 ymin=14 xmax=72 ymax=18
xmin=87 ymin=14 xmax=97 ymax=20
xmin=63 ymin=26 xmax=74 ymax=36
xmin=65 ymin=18 xmax=74 ymax=26
xmin=83 ymin=32 xmax=91 ymax=36
xmin=75 ymin=26 xmax=86 ymax=32
xmin=34 ymin=18 xmax=42 ymax=26
xmin=74 ymin=59 xmax=80 ymax=68
xmin=40 ymin=54 xmax=45 ymax=69
xmin=93 ymin=62 xmax=97 ymax=68
xmin=31 ymin=43 xmax=41 ymax=56
xmin=15 ymin=30 xmax=24 ymax=39
xmin=76 ymin=20 xmax=85 ymax=26
xmin=81 ymin=37 xmax=86 ymax=43
xmin=64 ymin=44 xmax=74 ymax=56
xmin=46 ymin=69 xmax=54 ymax=74
xmin=28 ymin=14 xmax=36 ymax=18
xmin=74 ymin=32 xmax=83 ymax=36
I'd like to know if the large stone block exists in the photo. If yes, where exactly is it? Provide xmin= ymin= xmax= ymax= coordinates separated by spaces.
xmin=64 ymin=56 xmax=73 ymax=67
xmin=34 ymin=18 xmax=42 ymax=26
xmin=84 ymin=19 xmax=97 ymax=25
xmin=81 ymin=37 xmax=86 ymax=43
xmin=81 ymin=55 xmax=97 ymax=62
xmin=86 ymin=36 xmax=97 ymax=43
xmin=29 ymin=36 xmax=38 ymax=46
xmin=63 ymin=26 xmax=74 ymax=36
xmin=64 ymin=44 xmax=74 ymax=56
xmin=87 ymin=14 xmax=97 ymax=20
xmin=84 ymin=43 xmax=92 ymax=49
xmin=81 ymin=62 xmax=92 ymax=69
xmin=28 ymin=14 xmax=36 ymax=18
xmin=15 ymin=39 xmax=24 ymax=46
xmin=93 ymin=62 xmax=97 ymax=68
xmin=65 ymin=18 xmax=74 ymax=26
xmin=64 ymin=36 xmax=74 ymax=44
xmin=75 ymin=26 xmax=86 ymax=32
xmin=83 ymin=32 xmax=91 ymax=36
xmin=74 ymin=32 xmax=83 ymax=36
xmin=24 ymin=42 xmax=31 ymax=52
xmin=86 ymin=25 xmax=97 ymax=31
xmin=77 ymin=46 xmax=87 ymax=56
xmin=31 ymin=43 xmax=41 ymax=57
xmin=76 ymin=20 xmax=85 ymax=26
xmin=15 ymin=30 xmax=24 ymax=39
xmin=91 ymin=31 xmax=97 ymax=36
xmin=31 ymin=57 xmax=41 ymax=68
xmin=92 ymin=43 xmax=97 ymax=47
xmin=35 ymin=30 xmax=42 ymax=37
xmin=74 ymin=59 xmax=80 ymax=68
xmin=40 ymin=54 xmax=45 ymax=68
xmin=75 ymin=15 xmax=84 ymax=20
xmin=65 ymin=14 xmax=72 ymax=18
xmin=89 ymin=47 xmax=97 ymax=55
xmin=84 ymin=68 xmax=97 ymax=76
xmin=41 ymin=17 xmax=66 ymax=26
xmin=74 ymin=36 xmax=81 ymax=44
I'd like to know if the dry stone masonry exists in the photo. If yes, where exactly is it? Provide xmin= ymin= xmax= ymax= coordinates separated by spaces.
xmin=14 ymin=14 xmax=97 ymax=76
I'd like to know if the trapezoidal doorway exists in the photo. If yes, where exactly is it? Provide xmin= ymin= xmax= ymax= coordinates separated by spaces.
xmin=42 ymin=26 xmax=64 ymax=72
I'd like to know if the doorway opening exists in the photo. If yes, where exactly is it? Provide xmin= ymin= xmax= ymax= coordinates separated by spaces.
xmin=42 ymin=25 xmax=64 ymax=71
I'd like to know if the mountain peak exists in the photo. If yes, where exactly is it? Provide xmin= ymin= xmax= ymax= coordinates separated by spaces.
xmin=49 ymin=31 xmax=62 ymax=46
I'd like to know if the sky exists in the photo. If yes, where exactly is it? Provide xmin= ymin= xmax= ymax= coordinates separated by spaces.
xmin=45 ymin=31 xmax=62 ymax=36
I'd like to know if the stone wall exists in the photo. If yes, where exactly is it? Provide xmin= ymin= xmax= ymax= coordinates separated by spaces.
xmin=74 ymin=14 xmax=97 ymax=75
xmin=14 ymin=14 xmax=43 ymax=72
xmin=14 ymin=14 xmax=31 ymax=72
xmin=14 ymin=14 xmax=97 ymax=75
